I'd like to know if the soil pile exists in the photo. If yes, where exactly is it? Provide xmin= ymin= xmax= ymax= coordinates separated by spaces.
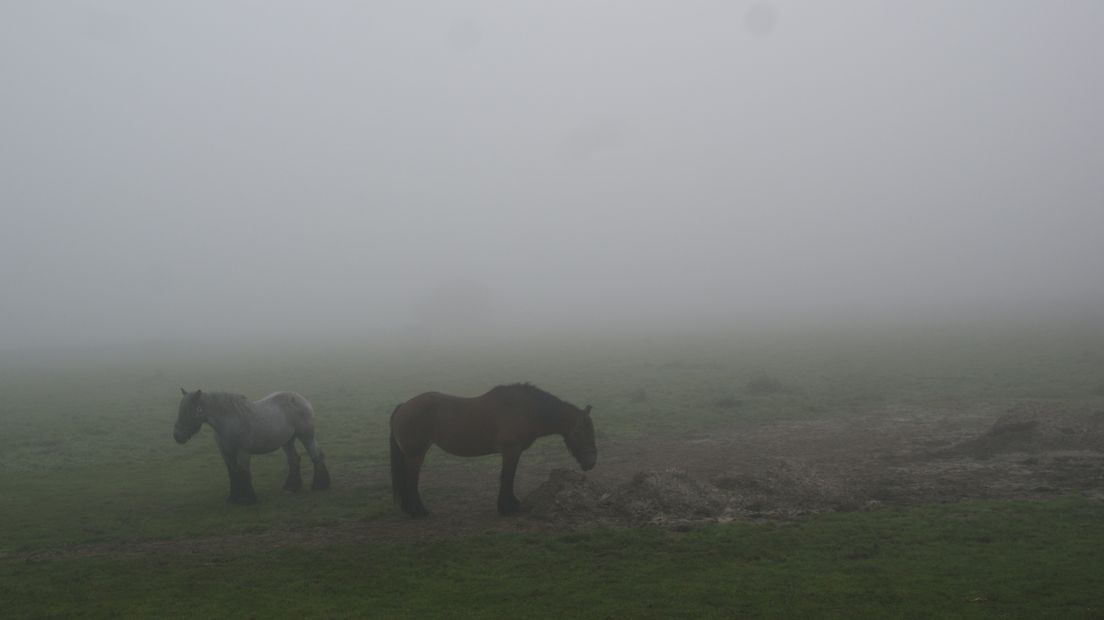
xmin=947 ymin=404 xmax=1104 ymax=458
xmin=526 ymin=462 xmax=870 ymax=525
xmin=524 ymin=469 xmax=607 ymax=521
xmin=607 ymin=469 xmax=730 ymax=524
xmin=525 ymin=468 xmax=734 ymax=525
xmin=716 ymin=458 xmax=862 ymax=517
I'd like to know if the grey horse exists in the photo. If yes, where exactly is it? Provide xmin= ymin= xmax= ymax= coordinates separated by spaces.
xmin=173 ymin=388 xmax=331 ymax=504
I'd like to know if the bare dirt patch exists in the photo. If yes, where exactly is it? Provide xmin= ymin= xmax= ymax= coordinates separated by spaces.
xmin=522 ymin=401 xmax=1104 ymax=528
xmin=525 ymin=468 xmax=732 ymax=527
xmin=941 ymin=402 xmax=1104 ymax=458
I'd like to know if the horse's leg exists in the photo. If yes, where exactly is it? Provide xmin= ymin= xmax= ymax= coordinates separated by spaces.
xmin=221 ymin=449 xmax=242 ymax=502
xmin=497 ymin=447 xmax=523 ymax=515
xmin=299 ymin=433 xmax=330 ymax=491
xmin=232 ymin=451 xmax=258 ymax=504
xmin=282 ymin=439 xmax=303 ymax=492
xmin=403 ymin=447 xmax=430 ymax=518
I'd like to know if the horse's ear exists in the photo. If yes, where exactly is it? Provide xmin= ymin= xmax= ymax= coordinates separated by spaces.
xmin=584 ymin=405 xmax=592 ymax=415
xmin=181 ymin=387 xmax=187 ymax=396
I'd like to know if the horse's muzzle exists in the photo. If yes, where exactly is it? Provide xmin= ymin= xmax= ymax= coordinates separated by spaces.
xmin=578 ymin=453 xmax=597 ymax=472
xmin=172 ymin=428 xmax=189 ymax=444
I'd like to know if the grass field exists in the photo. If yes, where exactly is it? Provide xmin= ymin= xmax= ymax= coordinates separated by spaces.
xmin=2 ymin=320 xmax=1103 ymax=618
xmin=6 ymin=500 xmax=1103 ymax=618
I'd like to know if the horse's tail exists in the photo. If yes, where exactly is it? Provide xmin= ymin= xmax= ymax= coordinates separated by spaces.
xmin=389 ymin=405 xmax=406 ymax=508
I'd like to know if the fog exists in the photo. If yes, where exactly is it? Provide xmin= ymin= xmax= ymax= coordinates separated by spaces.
xmin=2 ymin=1 xmax=1103 ymax=353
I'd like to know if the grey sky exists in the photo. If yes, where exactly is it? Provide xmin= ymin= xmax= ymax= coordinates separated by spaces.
xmin=2 ymin=1 xmax=1102 ymax=350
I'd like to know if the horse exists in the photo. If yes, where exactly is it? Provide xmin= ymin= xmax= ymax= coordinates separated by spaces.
xmin=173 ymin=388 xmax=331 ymax=504
xmin=389 ymin=383 xmax=596 ymax=518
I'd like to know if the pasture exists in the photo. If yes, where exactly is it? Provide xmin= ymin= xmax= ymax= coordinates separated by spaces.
xmin=3 ymin=321 xmax=1104 ymax=618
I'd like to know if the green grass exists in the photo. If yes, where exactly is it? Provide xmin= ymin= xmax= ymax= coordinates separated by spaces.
xmin=2 ymin=320 xmax=1103 ymax=617
xmin=4 ymin=499 xmax=1103 ymax=618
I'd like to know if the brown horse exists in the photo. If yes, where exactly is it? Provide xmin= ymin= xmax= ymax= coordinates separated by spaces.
xmin=389 ymin=383 xmax=596 ymax=517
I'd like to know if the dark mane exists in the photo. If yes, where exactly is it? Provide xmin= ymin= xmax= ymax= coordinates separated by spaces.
xmin=491 ymin=383 xmax=573 ymax=418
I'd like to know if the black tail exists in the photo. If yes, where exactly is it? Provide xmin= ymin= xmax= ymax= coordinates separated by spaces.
xmin=389 ymin=406 xmax=406 ymax=509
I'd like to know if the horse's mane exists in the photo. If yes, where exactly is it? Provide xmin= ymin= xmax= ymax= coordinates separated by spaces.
xmin=491 ymin=383 xmax=573 ymax=418
xmin=200 ymin=391 xmax=254 ymax=419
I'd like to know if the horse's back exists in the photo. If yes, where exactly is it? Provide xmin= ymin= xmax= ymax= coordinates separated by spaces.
xmin=254 ymin=390 xmax=310 ymax=409
xmin=392 ymin=392 xmax=453 ymax=427
xmin=392 ymin=390 xmax=501 ymax=456
xmin=254 ymin=392 xmax=315 ymax=429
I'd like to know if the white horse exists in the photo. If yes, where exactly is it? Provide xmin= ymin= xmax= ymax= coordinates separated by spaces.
xmin=173 ymin=389 xmax=330 ymax=503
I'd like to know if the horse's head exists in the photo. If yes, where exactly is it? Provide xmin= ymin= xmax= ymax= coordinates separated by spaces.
xmin=564 ymin=405 xmax=597 ymax=471
xmin=173 ymin=388 xmax=206 ymax=444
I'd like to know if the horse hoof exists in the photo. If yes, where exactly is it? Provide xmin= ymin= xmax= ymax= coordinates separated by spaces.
xmin=312 ymin=466 xmax=331 ymax=491
xmin=497 ymin=499 xmax=522 ymax=516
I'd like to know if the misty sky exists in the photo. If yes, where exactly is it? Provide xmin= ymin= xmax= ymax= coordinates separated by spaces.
xmin=2 ymin=1 xmax=1103 ymax=350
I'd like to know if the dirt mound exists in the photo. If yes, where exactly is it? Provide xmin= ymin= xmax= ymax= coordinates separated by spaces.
xmin=947 ymin=404 xmax=1104 ymax=459
xmin=526 ymin=464 xmax=862 ymax=526
xmin=608 ymin=469 xmax=730 ymax=524
xmin=524 ymin=469 xmax=608 ymax=521
xmin=525 ymin=468 xmax=733 ymax=525
xmin=716 ymin=458 xmax=863 ymax=517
